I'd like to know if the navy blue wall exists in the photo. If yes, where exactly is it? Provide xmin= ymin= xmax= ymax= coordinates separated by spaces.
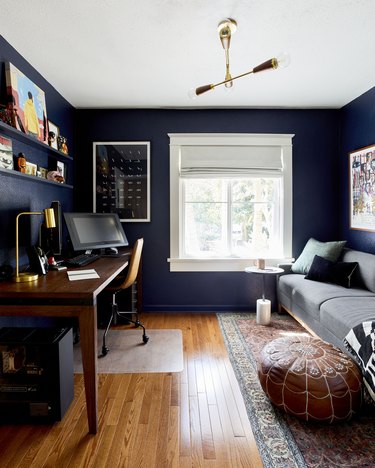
xmin=2 ymin=35 xmax=357 ymax=313
xmin=0 ymin=36 xmax=75 ymax=269
xmin=0 ymin=36 xmax=75 ymax=326
xmin=339 ymin=87 xmax=375 ymax=253
xmin=75 ymin=109 xmax=339 ymax=311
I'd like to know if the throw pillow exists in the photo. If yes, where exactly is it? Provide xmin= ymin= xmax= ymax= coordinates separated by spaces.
xmin=304 ymin=255 xmax=332 ymax=282
xmin=330 ymin=261 xmax=359 ymax=288
xmin=291 ymin=238 xmax=347 ymax=275
xmin=305 ymin=255 xmax=358 ymax=288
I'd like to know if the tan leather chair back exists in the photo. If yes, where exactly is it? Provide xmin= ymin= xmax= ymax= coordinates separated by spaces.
xmin=121 ymin=238 xmax=144 ymax=290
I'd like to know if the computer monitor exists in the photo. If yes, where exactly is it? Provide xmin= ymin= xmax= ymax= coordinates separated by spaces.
xmin=63 ymin=212 xmax=129 ymax=252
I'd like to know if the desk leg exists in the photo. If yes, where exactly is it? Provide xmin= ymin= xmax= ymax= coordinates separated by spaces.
xmin=79 ymin=305 xmax=98 ymax=434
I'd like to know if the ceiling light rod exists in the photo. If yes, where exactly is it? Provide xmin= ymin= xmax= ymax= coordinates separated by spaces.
xmin=195 ymin=57 xmax=281 ymax=96
xmin=218 ymin=18 xmax=237 ymax=87
xmin=189 ymin=18 xmax=290 ymax=98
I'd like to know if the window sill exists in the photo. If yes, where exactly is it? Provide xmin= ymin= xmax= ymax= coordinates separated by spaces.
xmin=168 ymin=257 xmax=293 ymax=272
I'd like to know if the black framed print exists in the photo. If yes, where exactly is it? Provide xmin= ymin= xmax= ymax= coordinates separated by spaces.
xmin=93 ymin=141 xmax=151 ymax=222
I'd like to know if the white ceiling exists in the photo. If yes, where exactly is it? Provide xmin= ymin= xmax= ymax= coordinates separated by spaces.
xmin=1 ymin=0 xmax=374 ymax=109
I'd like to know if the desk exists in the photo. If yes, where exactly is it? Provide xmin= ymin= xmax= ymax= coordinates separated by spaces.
xmin=0 ymin=253 xmax=130 ymax=434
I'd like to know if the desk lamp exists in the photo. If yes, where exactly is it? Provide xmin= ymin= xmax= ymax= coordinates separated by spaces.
xmin=14 ymin=208 xmax=56 ymax=282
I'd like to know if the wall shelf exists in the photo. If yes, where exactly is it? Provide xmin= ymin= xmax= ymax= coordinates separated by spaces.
xmin=0 ymin=120 xmax=73 ymax=162
xmin=0 ymin=167 xmax=73 ymax=189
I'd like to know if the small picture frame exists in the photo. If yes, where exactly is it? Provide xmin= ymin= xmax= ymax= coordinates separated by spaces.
xmin=0 ymin=133 xmax=13 ymax=170
xmin=25 ymin=161 xmax=37 ymax=176
xmin=48 ymin=120 xmax=60 ymax=150
xmin=56 ymin=160 xmax=66 ymax=180
xmin=39 ymin=166 xmax=48 ymax=179
xmin=57 ymin=135 xmax=68 ymax=155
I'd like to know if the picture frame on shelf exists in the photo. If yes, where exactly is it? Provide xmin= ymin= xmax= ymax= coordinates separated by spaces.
xmin=25 ymin=161 xmax=37 ymax=176
xmin=93 ymin=141 xmax=151 ymax=222
xmin=349 ymin=143 xmax=375 ymax=232
xmin=56 ymin=160 xmax=66 ymax=181
xmin=0 ymin=133 xmax=13 ymax=170
xmin=47 ymin=120 xmax=60 ymax=150
xmin=48 ymin=158 xmax=66 ymax=184
xmin=5 ymin=62 xmax=48 ymax=144
xmin=39 ymin=166 xmax=48 ymax=179
xmin=57 ymin=135 xmax=69 ymax=155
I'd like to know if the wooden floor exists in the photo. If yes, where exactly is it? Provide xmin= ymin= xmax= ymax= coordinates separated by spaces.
xmin=0 ymin=313 xmax=263 ymax=467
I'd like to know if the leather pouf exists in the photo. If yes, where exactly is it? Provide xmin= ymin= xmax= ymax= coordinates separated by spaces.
xmin=257 ymin=336 xmax=362 ymax=423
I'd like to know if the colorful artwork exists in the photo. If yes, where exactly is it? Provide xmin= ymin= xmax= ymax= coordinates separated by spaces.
xmin=5 ymin=62 xmax=48 ymax=143
xmin=349 ymin=144 xmax=375 ymax=231
xmin=0 ymin=134 xmax=13 ymax=170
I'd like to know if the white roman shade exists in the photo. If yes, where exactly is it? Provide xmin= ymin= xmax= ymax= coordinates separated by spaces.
xmin=180 ymin=145 xmax=283 ymax=177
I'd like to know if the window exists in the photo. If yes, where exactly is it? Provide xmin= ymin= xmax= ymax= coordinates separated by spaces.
xmin=169 ymin=134 xmax=294 ymax=271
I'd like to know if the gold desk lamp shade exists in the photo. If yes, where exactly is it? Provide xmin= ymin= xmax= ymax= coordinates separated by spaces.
xmin=14 ymin=208 xmax=56 ymax=283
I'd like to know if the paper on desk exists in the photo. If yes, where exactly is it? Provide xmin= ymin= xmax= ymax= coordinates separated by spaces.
xmin=67 ymin=269 xmax=100 ymax=281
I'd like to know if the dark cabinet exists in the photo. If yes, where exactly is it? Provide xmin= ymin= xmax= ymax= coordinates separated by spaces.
xmin=0 ymin=327 xmax=73 ymax=421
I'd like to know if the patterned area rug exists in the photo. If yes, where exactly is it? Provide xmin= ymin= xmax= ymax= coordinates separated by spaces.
xmin=217 ymin=312 xmax=375 ymax=468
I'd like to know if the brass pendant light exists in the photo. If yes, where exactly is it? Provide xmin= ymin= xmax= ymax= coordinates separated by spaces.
xmin=189 ymin=18 xmax=290 ymax=98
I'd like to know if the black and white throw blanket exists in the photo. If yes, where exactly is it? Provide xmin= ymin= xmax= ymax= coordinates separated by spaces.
xmin=344 ymin=321 xmax=375 ymax=404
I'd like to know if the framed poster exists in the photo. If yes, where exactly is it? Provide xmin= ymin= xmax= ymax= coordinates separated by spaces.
xmin=5 ymin=62 xmax=48 ymax=143
xmin=349 ymin=143 xmax=375 ymax=231
xmin=93 ymin=141 xmax=150 ymax=222
xmin=0 ymin=134 xmax=13 ymax=169
xmin=47 ymin=120 xmax=60 ymax=150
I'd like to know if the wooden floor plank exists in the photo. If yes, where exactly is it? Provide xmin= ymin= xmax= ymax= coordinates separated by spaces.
xmin=0 ymin=313 xmax=262 ymax=467
xmin=179 ymin=381 xmax=191 ymax=458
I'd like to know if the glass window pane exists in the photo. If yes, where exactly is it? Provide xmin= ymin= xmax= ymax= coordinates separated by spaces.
xmin=183 ymin=177 xmax=282 ymax=259
xmin=184 ymin=179 xmax=226 ymax=202
xmin=232 ymin=178 xmax=276 ymax=202
xmin=183 ymin=179 xmax=229 ymax=257
xmin=184 ymin=202 xmax=228 ymax=256
xmin=231 ymin=178 xmax=281 ymax=257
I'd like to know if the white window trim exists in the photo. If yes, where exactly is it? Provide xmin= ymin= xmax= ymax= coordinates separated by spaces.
xmin=168 ymin=133 xmax=294 ymax=272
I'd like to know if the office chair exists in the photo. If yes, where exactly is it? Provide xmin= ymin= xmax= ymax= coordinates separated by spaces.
xmin=99 ymin=238 xmax=149 ymax=357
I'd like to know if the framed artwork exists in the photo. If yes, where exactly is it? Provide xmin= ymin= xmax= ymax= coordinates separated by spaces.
xmin=5 ymin=62 xmax=48 ymax=143
xmin=25 ymin=161 xmax=37 ymax=176
xmin=0 ymin=134 xmax=13 ymax=170
xmin=56 ymin=160 xmax=66 ymax=181
xmin=39 ymin=166 xmax=48 ymax=179
xmin=47 ymin=120 xmax=60 ymax=150
xmin=349 ymin=143 xmax=375 ymax=231
xmin=93 ymin=141 xmax=151 ymax=222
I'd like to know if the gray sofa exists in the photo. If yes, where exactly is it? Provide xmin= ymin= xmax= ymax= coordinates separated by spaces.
xmin=277 ymin=248 xmax=375 ymax=353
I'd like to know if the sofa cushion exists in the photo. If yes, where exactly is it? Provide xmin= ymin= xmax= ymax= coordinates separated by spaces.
xmin=278 ymin=274 xmax=375 ymax=322
xmin=320 ymin=297 xmax=375 ymax=341
xmin=341 ymin=249 xmax=375 ymax=293
xmin=291 ymin=238 xmax=346 ymax=275
xmin=305 ymin=255 xmax=358 ymax=288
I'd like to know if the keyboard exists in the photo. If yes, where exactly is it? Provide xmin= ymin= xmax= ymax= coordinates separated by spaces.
xmin=63 ymin=253 xmax=101 ymax=267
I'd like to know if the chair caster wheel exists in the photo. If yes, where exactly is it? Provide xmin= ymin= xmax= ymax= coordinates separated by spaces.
xmin=143 ymin=335 xmax=149 ymax=344
xmin=100 ymin=346 xmax=109 ymax=357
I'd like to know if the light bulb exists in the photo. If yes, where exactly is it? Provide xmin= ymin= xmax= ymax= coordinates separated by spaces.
xmin=224 ymin=72 xmax=233 ymax=89
xmin=276 ymin=52 xmax=291 ymax=69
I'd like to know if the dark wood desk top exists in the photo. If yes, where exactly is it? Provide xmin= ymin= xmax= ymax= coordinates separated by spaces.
xmin=0 ymin=255 xmax=129 ymax=303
